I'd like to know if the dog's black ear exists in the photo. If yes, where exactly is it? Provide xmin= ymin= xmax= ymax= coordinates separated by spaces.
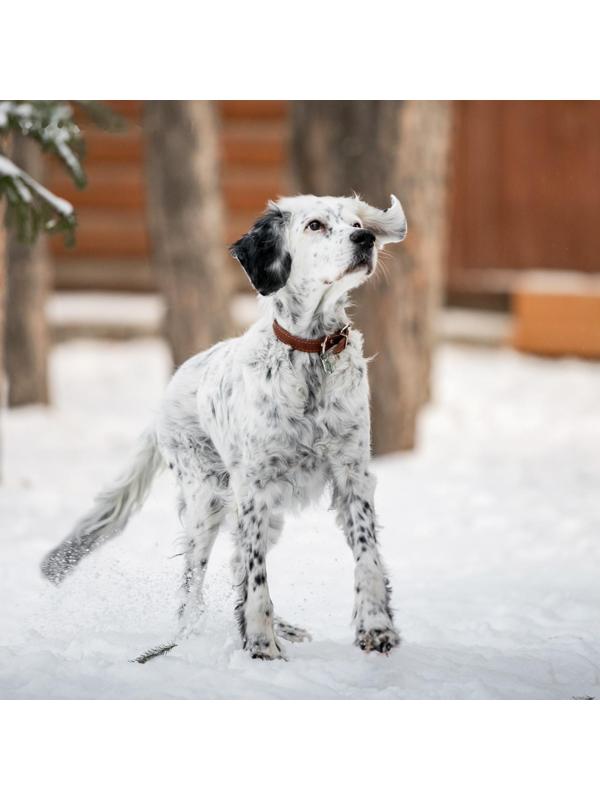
xmin=230 ymin=206 xmax=292 ymax=296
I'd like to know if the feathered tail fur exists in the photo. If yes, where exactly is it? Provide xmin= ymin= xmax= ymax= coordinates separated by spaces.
xmin=41 ymin=427 xmax=164 ymax=584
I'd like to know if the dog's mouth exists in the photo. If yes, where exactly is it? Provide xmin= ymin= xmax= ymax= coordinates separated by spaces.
xmin=325 ymin=256 xmax=375 ymax=286
xmin=345 ymin=258 xmax=374 ymax=277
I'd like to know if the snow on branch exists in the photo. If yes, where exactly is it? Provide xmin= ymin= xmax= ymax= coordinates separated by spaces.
xmin=0 ymin=101 xmax=86 ymax=188
xmin=0 ymin=100 xmax=85 ymax=243
xmin=0 ymin=153 xmax=76 ymax=243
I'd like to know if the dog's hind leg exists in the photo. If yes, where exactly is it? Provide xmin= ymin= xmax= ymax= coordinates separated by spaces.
xmin=131 ymin=486 xmax=227 ymax=664
xmin=177 ymin=488 xmax=227 ymax=638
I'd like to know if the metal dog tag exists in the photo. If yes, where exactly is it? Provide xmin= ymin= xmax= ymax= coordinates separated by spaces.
xmin=320 ymin=350 xmax=336 ymax=374
xmin=320 ymin=325 xmax=350 ymax=374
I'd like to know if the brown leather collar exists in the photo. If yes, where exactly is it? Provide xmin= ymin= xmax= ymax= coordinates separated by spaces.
xmin=273 ymin=319 xmax=350 ymax=357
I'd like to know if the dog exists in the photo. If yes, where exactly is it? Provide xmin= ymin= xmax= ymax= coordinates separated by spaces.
xmin=41 ymin=193 xmax=407 ymax=660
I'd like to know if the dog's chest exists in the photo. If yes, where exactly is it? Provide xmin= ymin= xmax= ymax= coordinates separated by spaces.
xmin=198 ymin=336 xmax=369 ymax=492
xmin=268 ymin=348 xmax=367 ymax=458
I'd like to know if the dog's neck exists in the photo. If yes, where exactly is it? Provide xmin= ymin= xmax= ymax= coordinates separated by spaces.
xmin=267 ymin=288 xmax=350 ymax=339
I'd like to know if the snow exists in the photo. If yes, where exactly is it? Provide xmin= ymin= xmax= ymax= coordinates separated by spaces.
xmin=1 ymin=338 xmax=599 ymax=699
xmin=514 ymin=269 xmax=600 ymax=295
xmin=0 ymin=153 xmax=24 ymax=178
xmin=438 ymin=307 xmax=511 ymax=347
xmin=47 ymin=292 xmax=166 ymax=329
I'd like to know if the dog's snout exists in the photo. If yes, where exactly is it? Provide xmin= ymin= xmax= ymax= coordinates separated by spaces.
xmin=350 ymin=229 xmax=375 ymax=249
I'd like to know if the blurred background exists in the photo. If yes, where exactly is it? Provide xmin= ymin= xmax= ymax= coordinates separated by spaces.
xmin=1 ymin=100 xmax=600 ymax=459
xmin=1 ymin=101 xmax=599 ymax=699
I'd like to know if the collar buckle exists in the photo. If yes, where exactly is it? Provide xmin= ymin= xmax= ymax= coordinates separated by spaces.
xmin=272 ymin=320 xmax=351 ymax=373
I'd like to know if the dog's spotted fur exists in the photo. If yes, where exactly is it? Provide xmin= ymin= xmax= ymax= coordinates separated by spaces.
xmin=41 ymin=193 xmax=407 ymax=660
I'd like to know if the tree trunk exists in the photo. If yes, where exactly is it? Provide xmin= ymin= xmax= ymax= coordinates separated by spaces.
xmin=291 ymin=101 xmax=453 ymax=454
xmin=143 ymin=101 xmax=233 ymax=367
xmin=5 ymin=134 xmax=51 ymax=406
xmin=0 ymin=207 xmax=5 ymax=480
xmin=0 ymin=209 xmax=5 ymax=394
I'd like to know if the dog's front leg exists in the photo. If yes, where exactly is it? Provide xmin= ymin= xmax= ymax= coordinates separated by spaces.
xmin=333 ymin=472 xmax=401 ymax=654
xmin=234 ymin=495 xmax=285 ymax=660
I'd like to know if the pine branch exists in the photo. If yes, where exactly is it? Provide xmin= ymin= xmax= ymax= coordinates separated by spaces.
xmin=131 ymin=642 xmax=178 ymax=664
xmin=76 ymin=101 xmax=127 ymax=133
xmin=0 ymin=101 xmax=86 ymax=187
xmin=0 ymin=100 xmax=122 ymax=245
xmin=0 ymin=153 xmax=76 ymax=244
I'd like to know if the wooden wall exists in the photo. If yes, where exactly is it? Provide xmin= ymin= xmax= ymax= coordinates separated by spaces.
xmin=447 ymin=101 xmax=600 ymax=302
xmin=48 ymin=101 xmax=600 ymax=300
xmin=48 ymin=100 xmax=289 ymax=291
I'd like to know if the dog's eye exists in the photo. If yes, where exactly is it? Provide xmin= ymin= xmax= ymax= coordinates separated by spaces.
xmin=352 ymin=222 xmax=362 ymax=228
xmin=307 ymin=220 xmax=323 ymax=232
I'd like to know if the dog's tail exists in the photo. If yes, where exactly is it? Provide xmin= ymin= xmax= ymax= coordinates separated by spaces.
xmin=41 ymin=427 xmax=164 ymax=585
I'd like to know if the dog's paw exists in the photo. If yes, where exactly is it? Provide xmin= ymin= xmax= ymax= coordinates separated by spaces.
xmin=177 ymin=602 xmax=208 ymax=640
xmin=355 ymin=627 xmax=401 ymax=654
xmin=274 ymin=617 xmax=312 ymax=643
xmin=246 ymin=635 xmax=287 ymax=661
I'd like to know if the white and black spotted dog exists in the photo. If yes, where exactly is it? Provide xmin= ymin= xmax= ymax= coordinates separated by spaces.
xmin=41 ymin=193 xmax=407 ymax=661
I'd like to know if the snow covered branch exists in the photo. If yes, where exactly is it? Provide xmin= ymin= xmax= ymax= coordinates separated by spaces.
xmin=0 ymin=152 xmax=76 ymax=243
xmin=0 ymin=101 xmax=86 ymax=187
xmin=0 ymin=101 xmax=83 ymax=243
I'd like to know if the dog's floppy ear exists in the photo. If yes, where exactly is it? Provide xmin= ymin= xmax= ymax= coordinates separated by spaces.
xmin=230 ymin=205 xmax=292 ymax=296
xmin=354 ymin=194 xmax=407 ymax=245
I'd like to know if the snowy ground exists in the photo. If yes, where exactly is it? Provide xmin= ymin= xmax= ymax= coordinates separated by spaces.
xmin=1 ymin=338 xmax=599 ymax=699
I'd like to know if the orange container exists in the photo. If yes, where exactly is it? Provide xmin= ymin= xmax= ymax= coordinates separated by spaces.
xmin=512 ymin=272 xmax=600 ymax=358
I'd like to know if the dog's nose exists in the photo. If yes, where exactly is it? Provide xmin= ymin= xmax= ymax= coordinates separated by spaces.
xmin=350 ymin=229 xmax=375 ymax=249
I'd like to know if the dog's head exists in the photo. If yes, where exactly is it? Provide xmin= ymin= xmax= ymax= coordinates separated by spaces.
xmin=230 ymin=194 xmax=407 ymax=304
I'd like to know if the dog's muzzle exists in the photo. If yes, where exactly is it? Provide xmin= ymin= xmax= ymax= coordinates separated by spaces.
xmin=348 ymin=229 xmax=376 ymax=275
xmin=350 ymin=229 xmax=376 ymax=250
